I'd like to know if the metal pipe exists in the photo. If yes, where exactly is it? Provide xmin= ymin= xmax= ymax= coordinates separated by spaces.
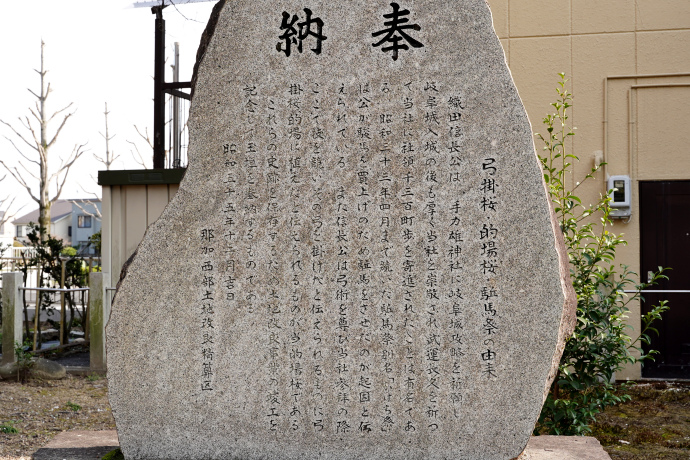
xmin=86 ymin=257 xmax=93 ymax=341
xmin=60 ymin=260 xmax=66 ymax=346
xmin=173 ymin=42 xmax=181 ymax=168
xmin=607 ymin=72 xmax=690 ymax=80
xmin=153 ymin=6 xmax=166 ymax=168
xmin=32 ymin=265 xmax=41 ymax=351
xmin=603 ymin=73 xmax=690 ymax=182
xmin=20 ymin=287 xmax=89 ymax=293
xmin=628 ymin=83 xmax=690 ymax=187
xmin=628 ymin=90 xmax=634 ymax=181
xmin=631 ymin=83 xmax=690 ymax=89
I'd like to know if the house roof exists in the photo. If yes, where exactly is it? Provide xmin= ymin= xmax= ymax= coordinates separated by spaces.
xmin=12 ymin=199 xmax=99 ymax=225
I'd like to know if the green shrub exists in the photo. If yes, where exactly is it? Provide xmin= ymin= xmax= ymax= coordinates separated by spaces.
xmin=534 ymin=74 xmax=670 ymax=436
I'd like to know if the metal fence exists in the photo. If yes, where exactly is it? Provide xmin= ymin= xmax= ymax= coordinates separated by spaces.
xmin=0 ymin=257 xmax=101 ymax=303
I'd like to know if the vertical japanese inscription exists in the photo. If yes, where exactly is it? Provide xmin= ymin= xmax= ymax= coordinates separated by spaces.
xmin=200 ymin=228 xmax=216 ymax=391
xmin=479 ymin=157 xmax=500 ymax=380
xmin=218 ymin=77 xmax=496 ymax=436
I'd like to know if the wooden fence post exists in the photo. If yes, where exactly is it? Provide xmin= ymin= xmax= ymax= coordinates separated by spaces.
xmin=89 ymin=272 xmax=107 ymax=373
xmin=2 ymin=272 xmax=23 ymax=365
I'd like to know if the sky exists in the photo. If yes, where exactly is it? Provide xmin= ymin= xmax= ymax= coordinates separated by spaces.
xmin=0 ymin=0 xmax=216 ymax=218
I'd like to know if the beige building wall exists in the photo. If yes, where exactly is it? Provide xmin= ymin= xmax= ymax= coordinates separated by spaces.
xmin=487 ymin=0 xmax=690 ymax=379
xmin=101 ymin=183 xmax=180 ymax=291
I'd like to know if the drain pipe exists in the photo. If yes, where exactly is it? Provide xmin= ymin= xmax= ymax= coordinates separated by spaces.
xmin=603 ymin=73 xmax=690 ymax=182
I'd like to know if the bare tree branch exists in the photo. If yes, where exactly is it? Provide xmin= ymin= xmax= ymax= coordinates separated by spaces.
xmin=72 ymin=184 xmax=103 ymax=220
xmin=0 ymin=193 xmax=23 ymax=232
xmin=16 ymin=160 xmax=40 ymax=181
xmin=0 ymin=161 xmax=39 ymax=203
xmin=134 ymin=125 xmax=154 ymax=149
xmin=0 ymin=41 xmax=85 ymax=240
xmin=1 ymin=119 xmax=39 ymax=152
xmin=54 ymin=143 xmax=87 ymax=200
xmin=94 ymin=102 xmax=120 ymax=170
xmin=2 ymin=136 xmax=41 ymax=167
xmin=47 ymin=103 xmax=73 ymax=124
xmin=46 ymin=112 xmax=74 ymax=149
xmin=126 ymin=139 xmax=149 ymax=169
xmin=21 ymin=115 xmax=42 ymax=150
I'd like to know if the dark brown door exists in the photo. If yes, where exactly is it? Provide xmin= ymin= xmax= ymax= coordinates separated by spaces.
xmin=639 ymin=181 xmax=690 ymax=379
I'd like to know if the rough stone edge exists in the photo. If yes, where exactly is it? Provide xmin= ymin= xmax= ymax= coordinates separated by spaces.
xmin=541 ymin=175 xmax=578 ymax=402
xmin=112 ymin=0 xmax=227 ymax=289
xmin=511 ymin=164 xmax=577 ymax=460
xmin=190 ymin=0 xmax=228 ymax=100
xmin=510 ymin=107 xmax=577 ymax=460
xmin=106 ymin=1 xmax=227 ymax=446
xmin=480 ymin=0 xmax=577 ymax=455
xmin=107 ymin=0 xmax=228 ymax=325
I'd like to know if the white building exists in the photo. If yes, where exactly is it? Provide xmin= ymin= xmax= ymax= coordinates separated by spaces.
xmin=13 ymin=199 xmax=102 ymax=254
xmin=0 ymin=210 xmax=15 ymax=250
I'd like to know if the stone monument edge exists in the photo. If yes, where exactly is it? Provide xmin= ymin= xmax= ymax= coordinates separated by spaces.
xmin=479 ymin=0 xmax=578 ymax=444
xmin=539 ymin=173 xmax=578 ymax=404
xmin=478 ymin=0 xmax=579 ymax=430
xmin=190 ymin=0 xmax=228 ymax=100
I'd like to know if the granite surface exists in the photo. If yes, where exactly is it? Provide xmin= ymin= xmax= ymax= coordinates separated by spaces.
xmin=107 ymin=1 xmax=576 ymax=459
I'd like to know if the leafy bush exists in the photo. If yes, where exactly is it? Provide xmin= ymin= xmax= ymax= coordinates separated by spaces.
xmin=534 ymin=74 xmax=670 ymax=436
xmin=23 ymin=224 xmax=91 ymax=344
xmin=60 ymin=246 xmax=78 ymax=257
xmin=88 ymin=230 xmax=101 ymax=256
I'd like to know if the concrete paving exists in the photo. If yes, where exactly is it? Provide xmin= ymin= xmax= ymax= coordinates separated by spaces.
xmin=31 ymin=431 xmax=612 ymax=460
xmin=520 ymin=435 xmax=611 ymax=459
xmin=32 ymin=431 xmax=119 ymax=460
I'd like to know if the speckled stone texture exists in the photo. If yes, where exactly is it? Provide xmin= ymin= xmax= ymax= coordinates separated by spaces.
xmin=107 ymin=1 xmax=576 ymax=459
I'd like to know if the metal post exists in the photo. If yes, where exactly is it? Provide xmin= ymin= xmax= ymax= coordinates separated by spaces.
xmin=86 ymin=257 xmax=93 ymax=341
xmin=60 ymin=259 xmax=66 ymax=346
xmin=89 ymin=272 xmax=107 ymax=372
xmin=153 ymin=6 xmax=166 ymax=169
xmin=173 ymin=42 xmax=181 ymax=168
xmin=32 ymin=265 xmax=41 ymax=351
xmin=2 ymin=273 xmax=23 ymax=365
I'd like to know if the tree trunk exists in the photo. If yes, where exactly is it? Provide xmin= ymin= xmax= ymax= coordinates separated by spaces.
xmin=38 ymin=41 xmax=50 ymax=241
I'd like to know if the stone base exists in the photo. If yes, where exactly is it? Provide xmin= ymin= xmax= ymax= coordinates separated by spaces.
xmin=32 ymin=431 xmax=611 ymax=460
xmin=32 ymin=431 xmax=119 ymax=460
xmin=519 ymin=435 xmax=611 ymax=460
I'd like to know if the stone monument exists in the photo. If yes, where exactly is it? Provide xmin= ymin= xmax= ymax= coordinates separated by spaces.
xmin=107 ymin=1 xmax=576 ymax=458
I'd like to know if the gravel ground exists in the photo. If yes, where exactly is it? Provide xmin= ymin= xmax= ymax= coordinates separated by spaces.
xmin=0 ymin=374 xmax=115 ymax=460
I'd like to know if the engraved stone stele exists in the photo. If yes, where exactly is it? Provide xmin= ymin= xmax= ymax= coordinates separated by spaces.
xmin=106 ymin=1 xmax=576 ymax=459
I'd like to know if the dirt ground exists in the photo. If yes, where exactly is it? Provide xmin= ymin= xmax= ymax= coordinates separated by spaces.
xmin=0 ymin=374 xmax=114 ymax=460
xmin=0 ymin=376 xmax=688 ymax=459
